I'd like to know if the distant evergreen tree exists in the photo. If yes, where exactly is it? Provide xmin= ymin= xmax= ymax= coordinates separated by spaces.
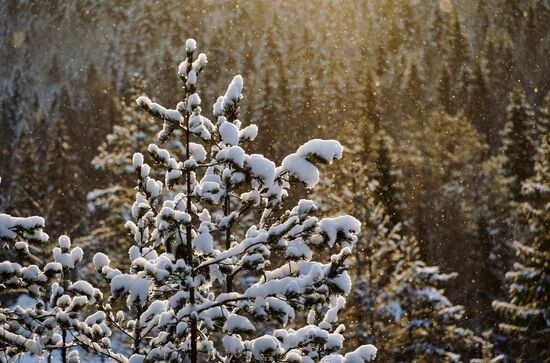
xmin=84 ymin=62 xmax=117 ymax=135
xmin=432 ymin=7 xmax=445 ymax=52
xmin=46 ymin=116 xmax=87 ymax=235
xmin=484 ymin=32 xmax=516 ymax=115
xmin=466 ymin=155 xmax=512 ymax=329
xmin=437 ymin=63 xmax=455 ymax=115
xmin=48 ymin=54 xmax=60 ymax=84
xmin=493 ymin=133 xmax=550 ymax=362
xmin=500 ymin=86 xmax=538 ymax=202
xmin=422 ymin=6 xmax=444 ymax=84
xmin=54 ymin=86 xmax=76 ymax=132
xmin=0 ymin=70 xmax=28 ymax=158
xmin=387 ymin=19 xmax=403 ymax=54
xmin=0 ymin=76 xmax=42 ymax=204
xmin=400 ymin=109 xmax=493 ymax=328
xmin=357 ymin=68 xmax=381 ymax=132
xmin=446 ymin=9 xmax=469 ymax=80
xmin=524 ymin=3 xmax=540 ymax=74
xmin=404 ymin=62 xmax=425 ymax=117
xmin=250 ymin=21 xmax=291 ymax=155
xmin=8 ymin=130 xmax=40 ymax=216
xmin=376 ymin=44 xmax=388 ymax=77
xmin=314 ymin=78 xmax=401 ymax=231
xmin=0 ymin=100 xmax=17 ymax=193
xmin=291 ymin=24 xmax=323 ymax=150
xmin=476 ymin=0 xmax=490 ymax=44
xmin=466 ymin=60 xmax=493 ymax=145
xmin=400 ymin=108 xmax=488 ymax=257
xmin=371 ymin=130 xmax=402 ymax=227
xmin=458 ymin=64 xmax=472 ymax=115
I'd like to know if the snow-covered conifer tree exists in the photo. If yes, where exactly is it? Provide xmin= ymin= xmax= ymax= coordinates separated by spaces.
xmin=380 ymin=233 xmax=485 ymax=362
xmin=90 ymin=39 xmax=376 ymax=362
xmin=346 ymin=182 xmax=485 ymax=362
xmin=492 ymin=133 xmax=550 ymax=361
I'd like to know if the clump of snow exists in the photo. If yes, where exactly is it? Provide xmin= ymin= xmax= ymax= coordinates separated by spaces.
xmin=343 ymin=345 xmax=377 ymax=362
xmin=129 ymin=354 xmax=145 ymax=363
xmin=251 ymin=335 xmax=283 ymax=359
xmin=223 ymin=335 xmax=245 ymax=354
xmin=185 ymin=38 xmax=197 ymax=53
xmin=68 ymin=280 xmax=101 ymax=304
xmin=219 ymin=120 xmax=240 ymax=146
xmin=0 ymin=214 xmax=48 ymax=242
xmin=223 ymin=75 xmax=244 ymax=107
xmin=111 ymin=274 xmax=151 ymax=306
xmin=133 ymin=152 xmax=144 ymax=167
xmin=192 ymin=53 xmax=207 ymax=71
xmin=194 ymin=224 xmax=214 ymax=254
xmin=136 ymin=96 xmax=182 ymax=123
xmin=58 ymin=235 xmax=71 ymax=249
xmin=188 ymin=93 xmax=201 ymax=110
xmin=297 ymin=139 xmax=343 ymax=163
xmin=281 ymin=140 xmax=344 ymax=188
xmin=216 ymin=146 xmax=246 ymax=168
xmin=239 ymin=124 xmax=258 ymax=142
xmin=247 ymin=154 xmax=276 ymax=187
xmin=319 ymin=216 xmax=361 ymax=247
xmin=224 ymin=314 xmax=256 ymax=334
xmin=282 ymin=154 xmax=320 ymax=188
xmin=93 ymin=253 xmax=111 ymax=272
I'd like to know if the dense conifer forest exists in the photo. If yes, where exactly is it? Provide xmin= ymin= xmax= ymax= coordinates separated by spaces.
xmin=0 ymin=1 xmax=548 ymax=362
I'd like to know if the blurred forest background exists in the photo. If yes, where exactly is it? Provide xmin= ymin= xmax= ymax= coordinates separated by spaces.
xmin=1 ymin=0 xmax=549 ymax=361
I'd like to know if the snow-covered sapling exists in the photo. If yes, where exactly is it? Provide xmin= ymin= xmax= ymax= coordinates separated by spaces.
xmin=96 ymin=39 xmax=377 ymax=362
